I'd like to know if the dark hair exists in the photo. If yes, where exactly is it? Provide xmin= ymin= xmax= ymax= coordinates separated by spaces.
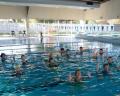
xmin=66 ymin=49 xmax=70 ymax=51
xmin=100 ymin=48 xmax=103 ymax=51
xmin=80 ymin=47 xmax=83 ymax=48
xmin=21 ymin=54 xmax=25 ymax=58
xmin=60 ymin=48 xmax=64 ymax=51
xmin=1 ymin=53 xmax=6 ymax=57
xmin=103 ymin=64 xmax=109 ymax=68
xmin=108 ymin=56 xmax=112 ymax=58
xmin=107 ymin=56 xmax=112 ymax=60
xmin=75 ymin=69 xmax=80 ymax=76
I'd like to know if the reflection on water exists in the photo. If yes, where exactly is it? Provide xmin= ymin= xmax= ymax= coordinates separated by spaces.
xmin=0 ymin=36 xmax=120 ymax=55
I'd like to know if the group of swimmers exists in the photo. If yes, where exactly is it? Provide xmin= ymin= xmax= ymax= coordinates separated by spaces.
xmin=44 ymin=47 xmax=120 ymax=83
xmin=0 ymin=53 xmax=32 ymax=77
xmin=0 ymin=47 xmax=120 ymax=83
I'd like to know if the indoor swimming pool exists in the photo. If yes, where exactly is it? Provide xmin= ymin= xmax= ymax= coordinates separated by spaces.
xmin=0 ymin=36 xmax=120 ymax=96
xmin=0 ymin=36 xmax=120 ymax=55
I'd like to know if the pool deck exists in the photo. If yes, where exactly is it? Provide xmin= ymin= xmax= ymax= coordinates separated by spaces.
xmin=76 ymin=34 xmax=120 ymax=46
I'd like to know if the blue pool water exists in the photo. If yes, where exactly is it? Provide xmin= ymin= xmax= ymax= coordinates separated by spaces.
xmin=0 ymin=36 xmax=120 ymax=55
xmin=0 ymin=36 xmax=120 ymax=96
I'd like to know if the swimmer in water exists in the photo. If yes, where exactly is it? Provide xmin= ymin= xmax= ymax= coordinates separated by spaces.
xmin=88 ymin=63 xmax=112 ymax=80
xmin=65 ymin=49 xmax=70 ymax=59
xmin=99 ymin=48 xmax=104 ymax=55
xmin=68 ymin=69 xmax=90 ymax=83
xmin=76 ymin=47 xmax=84 ymax=56
xmin=0 ymin=53 xmax=8 ymax=70
xmin=12 ymin=65 xmax=23 ymax=77
xmin=96 ymin=63 xmax=112 ymax=79
xmin=96 ymin=48 xmax=107 ymax=72
xmin=107 ymin=56 xmax=115 ymax=68
xmin=93 ymin=48 xmax=104 ymax=59
xmin=107 ymin=56 xmax=120 ymax=70
xmin=107 ymin=56 xmax=116 ymax=67
xmin=102 ymin=64 xmax=111 ymax=76
xmin=21 ymin=54 xmax=30 ymax=69
xmin=21 ymin=55 xmax=28 ymax=65
xmin=1 ymin=53 xmax=7 ymax=63
xmin=73 ymin=69 xmax=82 ymax=82
xmin=46 ymin=53 xmax=59 ymax=68
xmin=60 ymin=48 xmax=66 ymax=57
xmin=21 ymin=54 xmax=34 ymax=69
xmin=79 ymin=47 xmax=83 ymax=56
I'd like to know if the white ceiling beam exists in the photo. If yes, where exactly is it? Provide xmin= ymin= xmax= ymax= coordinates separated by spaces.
xmin=0 ymin=0 xmax=100 ymax=9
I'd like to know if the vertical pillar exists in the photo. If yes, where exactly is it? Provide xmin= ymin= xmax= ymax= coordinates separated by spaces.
xmin=25 ymin=6 xmax=31 ymax=53
xmin=70 ymin=20 xmax=73 ymax=36
xmin=57 ymin=20 xmax=59 ymax=49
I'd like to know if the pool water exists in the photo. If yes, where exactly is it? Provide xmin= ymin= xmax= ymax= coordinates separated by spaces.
xmin=0 ymin=36 xmax=120 ymax=55
xmin=0 ymin=36 xmax=120 ymax=96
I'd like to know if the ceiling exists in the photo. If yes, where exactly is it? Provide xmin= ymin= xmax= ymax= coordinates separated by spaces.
xmin=0 ymin=0 xmax=110 ymax=9
xmin=0 ymin=0 xmax=110 ymax=5
xmin=77 ymin=0 xmax=110 ymax=3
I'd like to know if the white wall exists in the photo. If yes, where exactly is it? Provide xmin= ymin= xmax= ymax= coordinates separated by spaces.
xmin=0 ymin=5 xmax=85 ymax=20
xmin=28 ymin=6 xmax=85 ymax=20
xmin=0 ymin=5 xmax=27 ymax=19
xmin=85 ymin=0 xmax=120 ymax=20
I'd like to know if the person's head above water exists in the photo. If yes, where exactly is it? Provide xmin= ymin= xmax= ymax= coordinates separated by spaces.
xmin=99 ymin=48 xmax=104 ymax=55
xmin=107 ymin=56 xmax=113 ymax=64
xmin=13 ymin=65 xmax=23 ymax=76
xmin=79 ymin=47 xmax=83 ymax=51
xmin=74 ymin=69 xmax=82 ymax=81
xmin=21 ymin=54 xmax=25 ymax=59
xmin=48 ymin=53 xmax=53 ymax=62
xmin=49 ymin=52 xmax=53 ymax=57
xmin=21 ymin=55 xmax=26 ymax=61
xmin=1 ymin=53 xmax=6 ymax=57
xmin=60 ymin=48 xmax=65 ymax=55
xmin=1 ymin=53 xmax=7 ymax=62
xmin=66 ymin=49 xmax=70 ymax=54
xmin=103 ymin=64 xmax=109 ymax=72
xmin=75 ymin=69 xmax=81 ymax=76
xmin=60 ymin=48 xmax=64 ymax=51
xmin=66 ymin=49 xmax=70 ymax=52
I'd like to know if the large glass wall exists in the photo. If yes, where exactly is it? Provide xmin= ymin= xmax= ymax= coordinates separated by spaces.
xmin=0 ymin=19 xmax=120 ymax=55
xmin=0 ymin=19 xmax=26 ymax=37
xmin=0 ymin=19 xmax=120 ymax=38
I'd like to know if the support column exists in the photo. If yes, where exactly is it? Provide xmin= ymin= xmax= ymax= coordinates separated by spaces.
xmin=70 ymin=20 xmax=73 ymax=36
xmin=25 ymin=6 xmax=31 ymax=53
